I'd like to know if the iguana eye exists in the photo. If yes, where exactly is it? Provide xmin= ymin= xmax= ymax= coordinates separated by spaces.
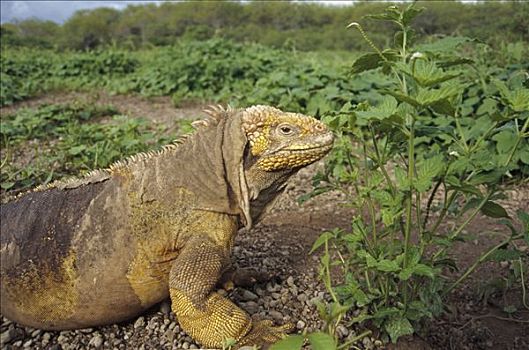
xmin=279 ymin=124 xmax=295 ymax=136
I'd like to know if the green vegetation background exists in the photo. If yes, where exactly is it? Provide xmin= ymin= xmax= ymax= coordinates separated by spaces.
xmin=1 ymin=1 xmax=527 ymax=51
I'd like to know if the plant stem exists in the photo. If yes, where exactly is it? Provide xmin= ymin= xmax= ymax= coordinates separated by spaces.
xmin=371 ymin=128 xmax=397 ymax=196
xmin=423 ymin=178 xmax=443 ymax=231
xmin=520 ymin=258 xmax=529 ymax=310
xmin=504 ymin=117 xmax=529 ymax=167
xmin=433 ymin=190 xmax=492 ymax=261
xmin=404 ymin=119 xmax=416 ymax=268
xmin=337 ymin=330 xmax=372 ymax=350
xmin=444 ymin=233 xmax=523 ymax=295
xmin=430 ymin=190 xmax=459 ymax=235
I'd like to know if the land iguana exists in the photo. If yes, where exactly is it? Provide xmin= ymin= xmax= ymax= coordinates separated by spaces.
xmin=0 ymin=105 xmax=334 ymax=348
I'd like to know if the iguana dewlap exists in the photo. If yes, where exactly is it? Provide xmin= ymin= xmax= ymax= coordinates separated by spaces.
xmin=0 ymin=105 xmax=334 ymax=348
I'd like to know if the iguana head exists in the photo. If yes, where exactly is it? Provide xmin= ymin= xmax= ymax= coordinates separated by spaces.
xmin=239 ymin=105 xmax=333 ymax=223
xmin=241 ymin=105 xmax=334 ymax=172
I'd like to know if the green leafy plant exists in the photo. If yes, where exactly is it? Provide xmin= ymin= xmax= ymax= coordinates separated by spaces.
xmin=1 ymin=103 xmax=178 ymax=194
xmin=307 ymin=3 xmax=529 ymax=345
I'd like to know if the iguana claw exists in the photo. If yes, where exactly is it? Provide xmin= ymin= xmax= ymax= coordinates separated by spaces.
xmin=238 ymin=320 xmax=295 ymax=348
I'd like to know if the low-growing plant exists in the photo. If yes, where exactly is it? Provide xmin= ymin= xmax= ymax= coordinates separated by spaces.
xmin=303 ymin=3 xmax=528 ymax=346
xmin=0 ymin=103 xmax=178 ymax=194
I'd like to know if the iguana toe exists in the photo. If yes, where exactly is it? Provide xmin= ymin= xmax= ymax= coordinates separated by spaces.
xmin=238 ymin=319 xmax=295 ymax=348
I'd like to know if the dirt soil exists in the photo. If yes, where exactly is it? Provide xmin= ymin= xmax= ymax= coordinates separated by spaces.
xmin=1 ymin=93 xmax=528 ymax=350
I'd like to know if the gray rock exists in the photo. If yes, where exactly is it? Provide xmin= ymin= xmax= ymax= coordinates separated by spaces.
xmin=1 ymin=328 xmax=15 ymax=344
xmin=286 ymin=276 xmax=295 ymax=287
xmin=23 ymin=339 xmax=33 ymax=348
xmin=296 ymin=320 xmax=306 ymax=330
xmin=362 ymin=336 xmax=374 ymax=350
xmin=241 ymin=289 xmax=258 ymax=301
xmin=336 ymin=325 xmax=349 ymax=338
xmin=160 ymin=300 xmax=172 ymax=315
xmin=89 ymin=334 xmax=104 ymax=348
xmin=134 ymin=317 xmax=145 ymax=329
xmin=297 ymin=293 xmax=308 ymax=303
xmin=269 ymin=310 xmax=283 ymax=322
xmin=241 ymin=301 xmax=259 ymax=314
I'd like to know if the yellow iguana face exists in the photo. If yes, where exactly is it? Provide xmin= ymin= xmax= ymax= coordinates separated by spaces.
xmin=241 ymin=105 xmax=334 ymax=171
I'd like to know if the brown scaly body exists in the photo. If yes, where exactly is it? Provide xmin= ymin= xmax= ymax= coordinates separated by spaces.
xmin=0 ymin=105 xmax=334 ymax=348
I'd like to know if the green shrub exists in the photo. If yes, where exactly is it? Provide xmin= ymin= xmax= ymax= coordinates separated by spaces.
xmin=301 ymin=4 xmax=528 ymax=347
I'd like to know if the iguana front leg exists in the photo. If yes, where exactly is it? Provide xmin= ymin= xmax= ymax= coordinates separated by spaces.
xmin=169 ymin=237 xmax=291 ymax=348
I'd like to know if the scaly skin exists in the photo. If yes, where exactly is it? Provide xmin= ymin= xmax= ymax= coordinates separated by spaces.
xmin=0 ymin=105 xmax=334 ymax=348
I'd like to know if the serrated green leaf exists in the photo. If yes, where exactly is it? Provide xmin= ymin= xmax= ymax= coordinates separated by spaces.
xmin=412 ymin=263 xmax=435 ymax=279
xmin=307 ymin=332 xmax=336 ymax=350
xmin=351 ymin=51 xmax=398 ymax=74
xmin=366 ymin=253 xmax=378 ymax=268
xmin=269 ymin=334 xmax=304 ymax=350
xmin=385 ymin=316 xmax=414 ymax=343
xmin=1 ymin=182 xmax=15 ymax=190
xmin=415 ymin=36 xmax=473 ymax=54
xmin=509 ymin=89 xmax=529 ymax=112
xmin=430 ymin=98 xmax=455 ymax=115
xmin=355 ymin=95 xmax=398 ymax=122
xmin=416 ymin=84 xmax=461 ymax=106
xmin=415 ymin=154 xmax=444 ymax=192
xmin=364 ymin=6 xmax=401 ymax=22
xmin=395 ymin=166 xmax=410 ymax=190
xmin=382 ymin=89 xmax=421 ymax=107
xmin=481 ymin=201 xmax=510 ymax=218
xmin=376 ymin=259 xmax=400 ymax=272
xmin=485 ymin=248 xmax=522 ymax=262
xmin=411 ymin=60 xmax=459 ymax=87
xmin=492 ymin=130 xmax=518 ymax=154
xmin=398 ymin=267 xmax=413 ymax=281
xmin=401 ymin=6 xmax=424 ymax=26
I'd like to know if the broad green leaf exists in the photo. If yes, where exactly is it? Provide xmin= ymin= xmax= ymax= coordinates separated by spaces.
xmin=416 ymin=84 xmax=461 ymax=106
xmin=385 ymin=316 xmax=414 ymax=343
xmin=485 ymin=248 xmax=522 ymax=262
xmin=351 ymin=51 xmax=398 ymax=74
xmin=1 ymin=182 xmax=15 ymax=190
xmin=352 ymin=288 xmax=369 ymax=306
xmin=269 ymin=334 xmax=304 ymax=350
xmin=430 ymin=99 xmax=455 ymax=116
xmin=376 ymin=259 xmax=400 ymax=272
xmin=68 ymin=145 xmax=86 ymax=155
xmin=310 ymin=231 xmax=335 ymax=254
xmin=401 ymin=6 xmax=424 ymax=26
xmin=492 ymin=130 xmax=518 ymax=154
xmin=307 ymin=332 xmax=337 ymax=350
xmin=383 ymin=89 xmax=421 ymax=107
xmin=398 ymin=267 xmax=413 ymax=281
xmin=411 ymin=60 xmax=459 ymax=87
xmin=509 ymin=89 xmax=529 ymax=112
xmin=364 ymin=6 xmax=401 ymax=22
xmin=415 ymin=154 xmax=444 ymax=192
xmin=366 ymin=253 xmax=378 ymax=268
xmin=415 ymin=36 xmax=473 ymax=54
xmin=373 ymin=307 xmax=400 ymax=319
xmin=468 ymin=170 xmax=505 ymax=185
xmin=355 ymin=95 xmax=398 ymax=122
xmin=395 ymin=167 xmax=410 ymax=190
xmin=481 ymin=201 xmax=510 ymax=218
xmin=476 ymin=98 xmax=498 ymax=116
xmin=412 ymin=263 xmax=435 ymax=279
